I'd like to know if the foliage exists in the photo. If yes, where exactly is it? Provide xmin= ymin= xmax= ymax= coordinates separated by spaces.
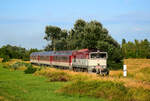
xmin=2 ymin=55 xmax=10 ymax=62
xmin=10 ymin=62 xmax=32 ymax=71
xmin=122 ymin=39 xmax=150 ymax=59
xmin=2 ymin=61 xmax=32 ymax=71
xmin=44 ymin=19 xmax=123 ymax=69
xmin=0 ymin=44 xmax=41 ymax=61
xmin=11 ymin=62 xmax=27 ymax=70
xmin=24 ymin=64 xmax=37 ymax=74
xmin=44 ymin=26 xmax=61 ymax=51
xmin=34 ymin=68 xmax=71 ymax=82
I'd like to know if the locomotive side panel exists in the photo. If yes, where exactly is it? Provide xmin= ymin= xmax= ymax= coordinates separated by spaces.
xmin=72 ymin=59 xmax=88 ymax=68
xmin=72 ymin=51 xmax=89 ymax=68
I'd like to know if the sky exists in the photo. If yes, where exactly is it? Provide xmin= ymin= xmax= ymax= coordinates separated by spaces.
xmin=0 ymin=0 xmax=150 ymax=49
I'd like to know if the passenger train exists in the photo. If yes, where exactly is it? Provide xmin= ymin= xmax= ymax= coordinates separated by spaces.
xmin=30 ymin=49 xmax=109 ymax=75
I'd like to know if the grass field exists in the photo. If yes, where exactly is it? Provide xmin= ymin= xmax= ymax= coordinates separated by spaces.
xmin=0 ymin=59 xmax=150 ymax=101
xmin=110 ymin=59 xmax=150 ymax=89
xmin=0 ymin=63 xmax=105 ymax=101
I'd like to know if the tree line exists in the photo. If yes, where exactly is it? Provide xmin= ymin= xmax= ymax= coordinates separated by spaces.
xmin=122 ymin=39 xmax=150 ymax=59
xmin=0 ymin=45 xmax=40 ymax=62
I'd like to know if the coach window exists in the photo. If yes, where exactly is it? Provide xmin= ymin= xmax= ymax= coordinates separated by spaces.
xmin=74 ymin=56 xmax=76 ymax=62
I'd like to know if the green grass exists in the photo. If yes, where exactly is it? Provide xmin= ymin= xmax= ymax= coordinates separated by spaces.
xmin=1 ymin=59 xmax=150 ymax=101
xmin=0 ymin=64 xmax=105 ymax=101
xmin=58 ymin=80 xmax=128 ymax=101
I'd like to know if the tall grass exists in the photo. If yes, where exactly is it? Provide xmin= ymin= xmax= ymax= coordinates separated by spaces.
xmin=35 ymin=68 xmax=73 ymax=82
xmin=0 ymin=58 xmax=3 ymax=63
xmin=58 ymin=79 xmax=150 ymax=101
xmin=34 ymin=67 xmax=101 ymax=82
xmin=57 ymin=80 xmax=128 ymax=101
xmin=1 ymin=59 xmax=150 ymax=101
xmin=2 ymin=60 xmax=39 ymax=74
xmin=124 ymin=59 xmax=150 ymax=82
xmin=34 ymin=59 xmax=150 ymax=101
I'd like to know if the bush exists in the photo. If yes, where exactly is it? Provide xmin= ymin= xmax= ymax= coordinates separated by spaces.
xmin=24 ymin=64 xmax=37 ymax=74
xmin=49 ymin=72 xmax=71 ymax=82
xmin=22 ymin=57 xmax=29 ymax=61
xmin=2 ymin=56 xmax=10 ymax=62
xmin=10 ymin=62 xmax=29 ymax=70
xmin=2 ymin=65 xmax=9 ymax=69
xmin=34 ymin=68 xmax=71 ymax=82
xmin=108 ymin=60 xmax=123 ymax=70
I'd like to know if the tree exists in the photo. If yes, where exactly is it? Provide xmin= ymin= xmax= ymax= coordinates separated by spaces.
xmin=121 ymin=39 xmax=150 ymax=59
xmin=74 ymin=19 xmax=86 ymax=31
xmin=121 ymin=39 xmax=127 ymax=58
xmin=44 ymin=26 xmax=61 ymax=51
xmin=0 ymin=44 xmax=41 ymax=61
xmin=122 ymin=39 xmax=126 ymax=45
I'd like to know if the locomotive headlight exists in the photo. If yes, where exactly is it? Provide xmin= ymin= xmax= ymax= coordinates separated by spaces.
xmin=91 ymin=66 xmax=95 ymax=69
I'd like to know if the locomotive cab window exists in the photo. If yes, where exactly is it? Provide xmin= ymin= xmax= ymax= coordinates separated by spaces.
xmin=90 ymin=53 xmax=107 ymax=59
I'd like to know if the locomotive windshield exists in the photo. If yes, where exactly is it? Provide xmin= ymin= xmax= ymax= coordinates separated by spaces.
xmin=90 ymin=53 xmax=107 ymax=59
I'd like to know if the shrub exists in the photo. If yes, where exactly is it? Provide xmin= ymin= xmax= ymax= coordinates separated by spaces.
xmin=2 ymin=65 xmax=9 ymax=69
xmin=10 ymin=62 xmax=29 ymax=70
xmin=24 ymin=64 xmax=36 ymax=74
xmin=34 ymin=68 xmax=71 ymax=82
xmin=49 ymin=72 xmax=71 ymax=82
xmin=2 ymin=56 xmax=10 ymax=62
xmin=108 ymin=60 xmax=123 ymax=70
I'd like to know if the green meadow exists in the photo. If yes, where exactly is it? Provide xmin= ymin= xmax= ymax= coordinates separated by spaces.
xmin=0 ymin=59 xmax=150 ymax=101
xmin=0 ymin=64 xmax=105 ymax=101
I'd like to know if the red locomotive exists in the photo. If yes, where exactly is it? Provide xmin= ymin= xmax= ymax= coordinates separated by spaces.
xmin=30 ymin=49 xmax=109 ymax=75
